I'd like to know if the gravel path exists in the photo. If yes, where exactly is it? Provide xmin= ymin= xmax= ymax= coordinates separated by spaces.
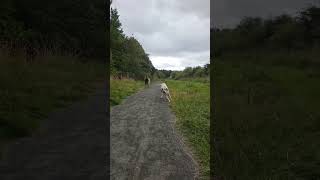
xmin=0 ymin=83 xmax=198 ymax=180
xmin=111 ymin=83 xmax=198 ymax=180
xmin=0 ymin=90 xmax=108 ymax=180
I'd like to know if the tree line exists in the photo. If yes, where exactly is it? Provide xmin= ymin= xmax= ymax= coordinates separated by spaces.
xmin=110 ymin=8 xmax=156 ymax=80
xmin=157 ymin=64 xmax=210 ymax=80
xmin=0 ymin=0 xmax=106 ymax=60
xmin=212 ymin=6 xmax=320 ymax=58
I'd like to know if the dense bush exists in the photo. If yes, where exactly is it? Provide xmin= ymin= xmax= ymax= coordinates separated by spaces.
xmin=0 ymin=0 xmax=106 ymax=59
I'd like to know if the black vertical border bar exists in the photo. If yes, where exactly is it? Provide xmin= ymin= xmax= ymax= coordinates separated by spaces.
xmin=106 ymin=0 xmax=111 ymax=178
xmin=210 ymin=3 xmax=215 ymax=179
xmin=210 ymin=30 xmax=214 ymax=180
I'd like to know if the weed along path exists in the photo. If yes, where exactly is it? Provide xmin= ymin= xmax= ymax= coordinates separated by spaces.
xmin=111 ymin=83 xmax=198 ymax=180
xmin=0 ymin=90 xmax=107 ymax=180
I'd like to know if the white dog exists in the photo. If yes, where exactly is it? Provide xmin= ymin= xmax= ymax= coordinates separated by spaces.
xmin=160 ymin=83 xmax=172 ymax=102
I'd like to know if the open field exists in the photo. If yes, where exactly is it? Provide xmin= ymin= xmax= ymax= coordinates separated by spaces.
xmin=110 ymin=78 xmax=144 ymax=106
xmin=213 ymin=56 xmax=320 ymax=179
xmin=165 ymin=80 xmax=210 ymax=178
xmin=0 ymin=55 xmax=105 ymax=152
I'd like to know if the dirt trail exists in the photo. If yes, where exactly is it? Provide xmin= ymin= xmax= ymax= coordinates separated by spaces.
xmin=0 ymin=90 xmax=108 ymax=180
xmin=111 ymin=83 xmax=198 ymax=180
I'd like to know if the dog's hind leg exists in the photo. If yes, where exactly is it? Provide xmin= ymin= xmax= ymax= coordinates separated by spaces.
xmin=166 ymin=95 xmax=171 ymax=102
xmin=168 ymin=93 xmax=172 ymax=101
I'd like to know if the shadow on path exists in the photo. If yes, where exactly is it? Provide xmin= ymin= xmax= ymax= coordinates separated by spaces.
xmin=0 ymin=90 xmax=108 ymax=180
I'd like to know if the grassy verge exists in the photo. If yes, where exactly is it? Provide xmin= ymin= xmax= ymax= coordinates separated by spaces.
xmin=176 ymin=77 xmax=210 ymax=83
xmin=165 ymin=80 xmax=210 ymax=178
xmin=0 ymin=55 xmax=105 ymax=152
xmin=213 ymin=58 xmax=320 ymax=179
xmin=110 ymin=78 xmax=144 ymax=106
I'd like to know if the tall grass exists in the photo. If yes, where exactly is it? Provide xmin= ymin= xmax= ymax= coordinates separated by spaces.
xmin=0 ymin=54 xmax=105 ymax=145
xmin=219 ymin=49 xmax=320 ymax=68
xmin=213 ymin=56 xmax=320 ymax=179
xmin=165 ymin=80 xmax=210 ymax=178
xmin=110 ymin=78 xmax=144 ymax=106
xmin=175 ymin=77 xmax=210 ymax=83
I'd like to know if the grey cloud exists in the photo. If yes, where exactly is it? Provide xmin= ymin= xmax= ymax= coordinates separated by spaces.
xmin=160 ymin=63 xmax=178 ymax=69
xmin=135 ymin=15 xmax=210 ymax=57
xmin=173 ymin=0 xmax=210 ymax=18
xmin=179 ymin=51 xmax=210 ymax=66
xmin=112 ymin=0 xmax=210 ymax=70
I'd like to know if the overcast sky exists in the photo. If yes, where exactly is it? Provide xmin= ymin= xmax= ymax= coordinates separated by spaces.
xmin=212 ymin=0 xmax=319 ymax=28
xmin=112 ymin=0 xmax=210 ymax=71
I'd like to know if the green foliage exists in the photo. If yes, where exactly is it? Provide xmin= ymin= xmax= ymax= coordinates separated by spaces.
xmin=213 ymin=58 xmax=320 ymax=179
xmin=110 ymin=78 xmax=144 ymax=106
xmin=213 ymin=6 xmax=320 ymax=57
xmin=213 ymin=5 xmax=320 ymax=179
xmin=165 ymin=80 xmax=210 ymax=178
xmin=160 ymin=64 xmax=210 ymax=81
xmin=298 ymin=6 xmax=320 ymax=45
xmin=0 ymin=55 xmax=105 ymax=141
xmin=110 ymin=8 xmax=155 ymax=80
xmin=0 ymin=0 xmax=106 ymax=59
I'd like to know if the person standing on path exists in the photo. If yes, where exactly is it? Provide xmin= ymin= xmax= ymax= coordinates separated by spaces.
xmin=144 ymin=76 xmax=150 ymax=88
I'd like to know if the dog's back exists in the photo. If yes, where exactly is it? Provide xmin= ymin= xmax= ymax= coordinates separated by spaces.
xmin=160 ymin=83 xmax=170 ymax=93
xmin=160 ymin=83 xmax=167 ymax=90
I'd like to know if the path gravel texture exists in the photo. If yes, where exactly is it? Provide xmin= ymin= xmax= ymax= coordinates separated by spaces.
xmin=0 ymin=90 xmax=108 ymax=180
xmin=0 ymin=83 xmax=198 ymax=180
xmin=111 ymin=83 xmax=198 ymax=180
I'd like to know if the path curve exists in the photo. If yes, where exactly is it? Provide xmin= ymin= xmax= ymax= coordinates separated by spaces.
xmin=111 ymin=83 xmax=198 ymax=180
